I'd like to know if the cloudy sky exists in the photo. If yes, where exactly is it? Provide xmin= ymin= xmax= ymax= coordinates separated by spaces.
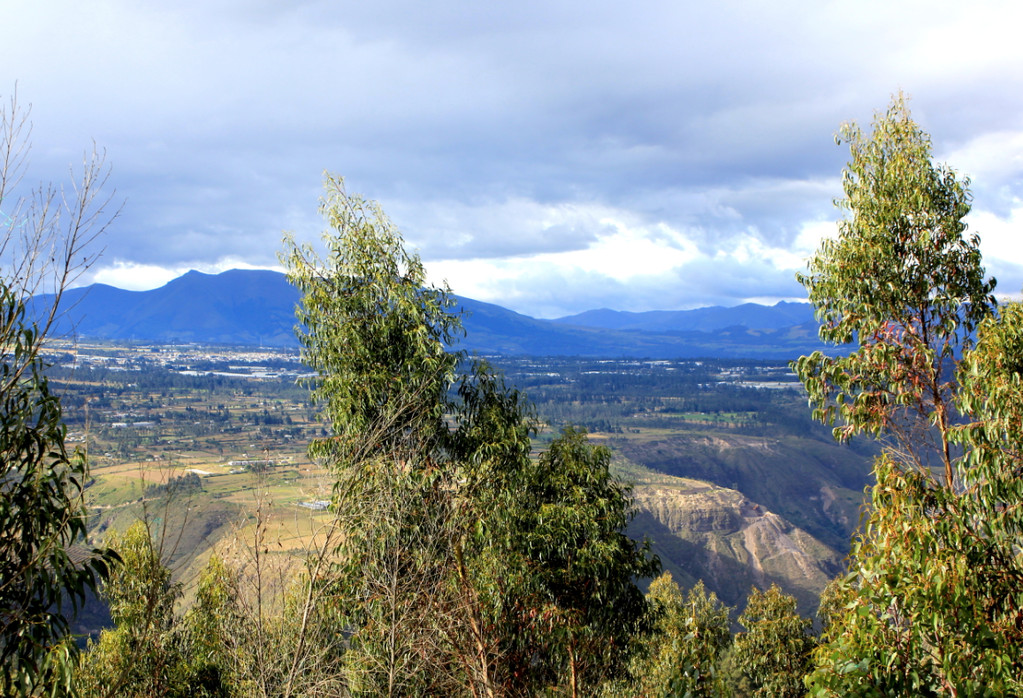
xmin=3 ymin=1 xmax=1023 ymax=317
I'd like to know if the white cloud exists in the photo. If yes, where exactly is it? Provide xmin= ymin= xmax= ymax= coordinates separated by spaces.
xmin=966 ymin=204 xmax=1023 ymax=299
xmin=87 ymin=258 xmax=281 ymax=291
xmin=424 ymin=207 xmax=701 ymax=308
xmin=428 ymin=218 xmax=816 ymax=317
xmin=89 ymin=262 xmax=185 ymax=291
xmin=970 ymin=205 xmax=1023 ymax=263
xmin=793 ymin=219 xmax=839 ymax=257
xmin=943 ymin=131 xmax=1023 ymax=187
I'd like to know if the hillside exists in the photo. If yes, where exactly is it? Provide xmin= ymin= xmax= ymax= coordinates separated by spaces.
xmin=52 ymin=347 xmax=865 ymax=624
xmin=622 ymin=464 xmax=843 ymax=614
xmin=493 ymin=356 xmax=871 ymax=614
xmin=613 ymin=431 xmax=871 ymax=553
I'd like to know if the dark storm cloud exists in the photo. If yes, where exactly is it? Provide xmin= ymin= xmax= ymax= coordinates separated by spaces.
xmin=3 ymin=0 xmax=1022 ymax=312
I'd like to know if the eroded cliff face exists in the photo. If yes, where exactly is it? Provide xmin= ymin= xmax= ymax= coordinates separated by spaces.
xmin=614 ymin=430 xmax=871 ymax=554
xmin=626 ymin=471 xmax=844 ymax=616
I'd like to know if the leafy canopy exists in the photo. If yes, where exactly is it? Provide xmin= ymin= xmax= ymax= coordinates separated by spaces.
xmin=796 ymin=95 xmax=1023 ymax=696
xmin=281 ymin=175 xmax=658 ymax=697
xmin=0 ymin=284 xmax=116 ymax=696
xmin=794 ymin=94 xmax=995 ymax=486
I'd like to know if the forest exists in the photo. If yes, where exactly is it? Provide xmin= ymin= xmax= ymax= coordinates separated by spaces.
xmin=4 ymin=96 xmax=1023 ymax=696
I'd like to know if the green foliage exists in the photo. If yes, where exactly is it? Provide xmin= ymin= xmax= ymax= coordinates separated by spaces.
xmin=282 ymin=173 xmax=461 ymax=471
xmin=0 ymin=88 xmax=117 ymax=695
xmin=146 ymin=472 xmax=204 ymax=499
xmin=283 ymin=176 xmax=464 ymax=695
xmin=814 ymin=575 xmax=850 ymax=639
xmin=443 ymin=359 xmax=540 ymax=695
xmin=954 ymin=302 xmax=1023 ymax=559
xmin=612 ymin=573 xmax=732 ymax=698
xmin=78 ymin=521 xmax=185 ymax=697
xmin=79 ymin=524 xmax=239 ymax=698
xmin=481 ymin=425 xmax=659 ymax=695
xmin=807 ymin=308 xmax=1023 ymax=696
xmin=947 ymin=304 xmax=1023 ymax=690
xmin=0 ymin=282 xmax=116 ymax=696
xmin=732 ymin=585 xmax=814 ymax=698
xmin=329 ymin=455 xmax=454 ymax=697
xmin=807 ymin=456 xmax=1023 ymax=696
xmin=180 ymin=555 xmax=244 ymax=697
xmin=282 ymin=174 xmax=658 ymax=697
xmin=794 ymin=93 xmax=995 ymax=485
xmin=796 ymin=95 xmax=1023 ymax=695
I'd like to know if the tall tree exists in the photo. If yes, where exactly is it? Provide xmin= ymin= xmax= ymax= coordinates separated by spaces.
xmin=77 ymin=522 xmax=186 ymax=698
xmin=180 ymin=554 xmax=244 ymax=697
xmin=282 ymin=175 xmax=462 ymax=695
xmin=0 ymin=89 xmax=118 ymax=696
xmin=505 ymin=426 xmax=657 ymax=695
xmin=796 ymin=95 xmax=1023 ymax=695
xmin=282 ymin=173 xmax=461 ymax=469
xmin=442 ymin=360 xmax=539 ymax=697
xmin=794 ymin=93 xmax=995 ymax=488
xmin=448 ymin=417 xmax=658 ymax=697
xmin=281 ymin=175 xmax=657 ymax=697
xmin=79 ymin=528 xmax=248 ymax=698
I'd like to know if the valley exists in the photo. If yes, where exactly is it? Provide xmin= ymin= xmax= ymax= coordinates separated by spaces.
xmin=51 ymin=342 xmax=873 ymax=620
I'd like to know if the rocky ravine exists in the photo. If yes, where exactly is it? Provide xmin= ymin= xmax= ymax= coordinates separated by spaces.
xmin=626 ymin=471 xmax=844 ymax=616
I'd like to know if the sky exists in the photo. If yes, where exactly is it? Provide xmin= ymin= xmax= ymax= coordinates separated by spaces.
xmin=3 ymin=0 xmax=1023 ymax=318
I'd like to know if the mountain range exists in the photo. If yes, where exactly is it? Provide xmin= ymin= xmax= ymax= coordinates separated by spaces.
xmin=43 ymin=269 xmax=827 ymax=359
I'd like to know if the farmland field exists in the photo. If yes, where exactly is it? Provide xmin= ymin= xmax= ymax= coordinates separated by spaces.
xmin=48 ymin=342 xmax=872 ymax=616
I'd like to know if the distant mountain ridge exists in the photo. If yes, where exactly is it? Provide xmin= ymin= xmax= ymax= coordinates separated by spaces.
xmin=44 ymin=269 xmax=827 ymax=359
xmin=554 ymin=301 xmax=815 ymax=333
xmin=45 ymin=269 xmax=299 ymax=347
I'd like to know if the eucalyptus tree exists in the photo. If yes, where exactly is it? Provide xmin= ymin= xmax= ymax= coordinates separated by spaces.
xmin=732 ymin=585 xmax=814 ymax=698
xmin=0 ymin=90 xmax=118 ymax=696
xmin=77 ymin=522 xmax=188 ymax=698
xmin=282 ymin=175 xmax=462 ymax=695
xmin=609 ymin=573 xmax=731 ymax=698
xmin=506 ymin=426 xmax=657 ymax=695
xmin=281 ymin=175 xmax=657 ymax=697
xmin=794 ymin=93 xmax=995 ymax=487
xmin=795 ymin=95 xmax=1023 ymax=695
